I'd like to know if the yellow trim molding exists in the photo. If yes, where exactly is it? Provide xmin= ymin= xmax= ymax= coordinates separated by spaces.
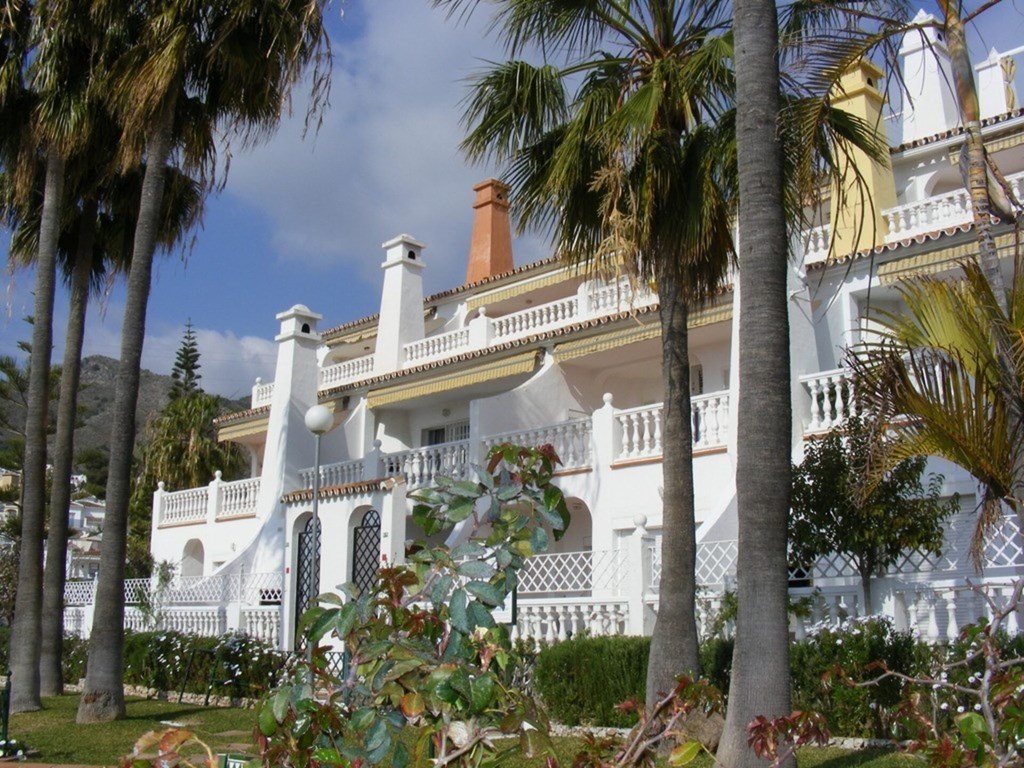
xmin=367 ymin=351 xmax=539 ymax=408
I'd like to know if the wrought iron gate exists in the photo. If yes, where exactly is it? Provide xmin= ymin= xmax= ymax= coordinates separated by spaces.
xmin=352 ymin=509 xmax=381 ymax=596
xmin=294 ymin=515 xmax=321 ymax=645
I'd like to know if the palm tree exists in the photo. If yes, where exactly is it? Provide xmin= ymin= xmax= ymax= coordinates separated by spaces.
xmin=449 ymin=0 xmax=737 ymax=702
xmin=446 ymin=0 xmax=884 ymax=706
xmin=716 ymin=0 xmax=793 ymax=762
xmin=76 ymin=0 xmax=332 ymax=723
xmin=851 ymin=261 xmax=1024 ymax=562
xmin=31 ymin=159 xmax=204 ymax=697
xmin=3 ymin=0 xmax=97 ymax=712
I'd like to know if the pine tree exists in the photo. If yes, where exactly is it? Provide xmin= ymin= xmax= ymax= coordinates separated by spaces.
xmin=168 ymin=320 xmax=201 ymax=400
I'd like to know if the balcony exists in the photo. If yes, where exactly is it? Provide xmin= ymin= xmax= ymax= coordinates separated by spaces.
xmin=155 ymin=474 xmax=261 ymax=527
xmin=252 ymin=278 xmax=663 ymax=407
xmin=882 ymin=170 xmax=1024 ymax=243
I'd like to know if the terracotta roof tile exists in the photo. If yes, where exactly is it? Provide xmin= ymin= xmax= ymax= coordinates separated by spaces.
xmin=282 ymin=476 xmax=402 ymax=502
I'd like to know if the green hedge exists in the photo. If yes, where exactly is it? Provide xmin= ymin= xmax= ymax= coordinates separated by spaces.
xmin=122 ymin=630 xmax=289 ymax=699
xmin=0 ymin=628 xmax=88 ymax=685
xmin=791 ymin=617 xmax=929 ymax=738
xmin=533 ymin=635 xmax=650 ymax=727
xmin=532 ymin=624 xmax=933 ymax=736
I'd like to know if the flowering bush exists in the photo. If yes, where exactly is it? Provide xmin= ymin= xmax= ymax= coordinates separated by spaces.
xmin=123 ymin=630 xmax=288 ymax=699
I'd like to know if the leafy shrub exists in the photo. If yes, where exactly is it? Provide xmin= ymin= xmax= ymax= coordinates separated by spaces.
xmin=0 ymin=628 xmax=87 ymax=687
xmin=790 ymin=615 xmax=929 ymax=738
xmin=533 ymin=635 xmax=650 ymax=727
xmin=699 ymin=635 xmax=734 ymax=695
xmin=122 ymin=630 xmax=288 ymax=699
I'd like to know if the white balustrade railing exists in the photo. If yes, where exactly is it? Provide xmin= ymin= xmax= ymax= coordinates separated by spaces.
xmin=483 ymin=418 xmax=592 ymax=470
xmin=801 ymin=223 xmax=830 ymax=264
xmin=251 ymin=378 xmax=274 ymax=408
xmin=882 ymin=170 xmax=1024 ymax=242
xmin=493 ymin=296 xmax=580 ymax=342
xmin=300 ymin=458 xmax=364 ymax=490
xmin=157 ymin=473 xmax=260 ymax=527
xmin=513 ymin=598 xmax=629 ymax=642
xmin=159 ymin=486 xmax=209 ymax=526
xmin=587 ymin=280 xmax=658 ymax=314
xmin=404 ymin=328 xmax=471 ymax=365
xmin=385 ymin=440 xmax=470 ymax=489
xmin=518 ymin=550 xmax=626 ymax=595
xmin=242 ymin=607 xmax=281 ymax=647
xmin=320 ymin=354 xmax=374 ymax=389
xmin=217 ymin=477 xmax=260 ymax=519
xmin=691 ymin=392 xmax=729 ymax=449
xmin=615 ymin=391 xmax=730 ymax=461
xmin=800 ymin=367 xmax=856 ymax=432
xmin=617 ymin=405 xmax=663 ymax=460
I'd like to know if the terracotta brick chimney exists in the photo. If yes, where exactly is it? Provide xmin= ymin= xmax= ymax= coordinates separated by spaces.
xmin=466 ymin=179 xmax=514 ymax=284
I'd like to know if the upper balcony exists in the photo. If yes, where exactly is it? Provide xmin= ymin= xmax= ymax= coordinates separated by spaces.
xmin=252 ymin=278 xmax=663 ymax=408
xmin=882 ymin=170 xmax=1024 ymax=243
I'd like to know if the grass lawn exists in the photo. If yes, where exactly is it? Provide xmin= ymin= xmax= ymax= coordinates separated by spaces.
xmin=9 ymin=696 xmax=919 ymax=768
xmin=9 ymin=695 xmax=259 ymax=765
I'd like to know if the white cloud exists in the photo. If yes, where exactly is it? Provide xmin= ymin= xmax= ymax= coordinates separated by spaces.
xmin=221 ymin=0 xmax=550 ymax=294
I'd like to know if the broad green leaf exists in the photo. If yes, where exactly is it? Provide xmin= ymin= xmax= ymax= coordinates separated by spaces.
xmin=450 ymin=588 xmax=469 ymax=632
xmin=469 ymin=673 xmax=496 ymax=713
xmin=312 ymin=747 xmax=347 ymax=766
xmin=466 ymin=580 xmax=505 ymax=606
xmin=452 ymin=542 xmax=487 ymax=559
xmin=531 ymin=526 xmax=550 ymax=553
xmin=447 ymin=498 xmax=476 ymax=522
xmin=458 ymin=559 xmax=496 ymax=579
xmin=669 ymin=741 xmax=702 ymax=766
xmin=271 ymin=688 xmax=290 ymax=723
xmin=351 ymin=707 xmax=376 ymax=732
xmin=467 ymin=599 xmax=497 ymax=629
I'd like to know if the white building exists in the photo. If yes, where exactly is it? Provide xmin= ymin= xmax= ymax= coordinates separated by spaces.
xmin=65 ymin=23 xmax=1024 ymax=650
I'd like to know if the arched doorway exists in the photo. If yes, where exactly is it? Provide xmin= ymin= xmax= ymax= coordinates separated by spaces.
xmin=293 ymin=514 xmax=321 ymax=643
xmin=351 ymin=508 xmax=381 ymax=596
xmin=181 ymin=539 xmax=204 ymax=578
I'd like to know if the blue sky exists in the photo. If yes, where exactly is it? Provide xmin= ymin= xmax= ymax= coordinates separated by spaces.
xmin=2 ymin=0 xmax=1023 ymax=399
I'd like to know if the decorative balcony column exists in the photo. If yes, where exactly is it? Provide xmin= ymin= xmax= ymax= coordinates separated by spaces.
xmin=379 ymin=477 xmax=409 ymax=566
xmin=467 ymin=307 xmax=494 ymax=350
xmin=626 ymin=512 xmax=650 ymax=635
xmin=206 ymin=471 xmax=224 ymax=526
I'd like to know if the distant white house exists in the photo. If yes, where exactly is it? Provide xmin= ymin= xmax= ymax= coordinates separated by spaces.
xmin=64 ymin=20 xmax=1024 ymax=650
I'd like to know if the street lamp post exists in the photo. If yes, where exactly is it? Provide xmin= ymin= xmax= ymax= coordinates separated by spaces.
xmin=303 ymin=404 xmax=333 ymax=664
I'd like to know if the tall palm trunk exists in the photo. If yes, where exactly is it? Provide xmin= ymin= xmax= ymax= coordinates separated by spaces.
xmin=936 ymin=0 xmax=1008 ymax=312
xmin=77 ymin=98 xmax=175 ymax=724
xmin=645 ymin=261 xmax=700 ymax=705
xmin=717 ymin=0 xmax=792 ymax=764
xmin=9 ymin=150 xmax=65 ymax=713
xmin=40 ymin=198 xmax=98 ymax=696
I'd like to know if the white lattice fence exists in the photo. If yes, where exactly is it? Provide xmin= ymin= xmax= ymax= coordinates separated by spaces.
xmin=518 ymin=550 xmax=625 ymax=595
xmin=695 ymin=540 xmax=738 ymax=587
xmin=64 ymin=580 xmax=96 ymax=606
